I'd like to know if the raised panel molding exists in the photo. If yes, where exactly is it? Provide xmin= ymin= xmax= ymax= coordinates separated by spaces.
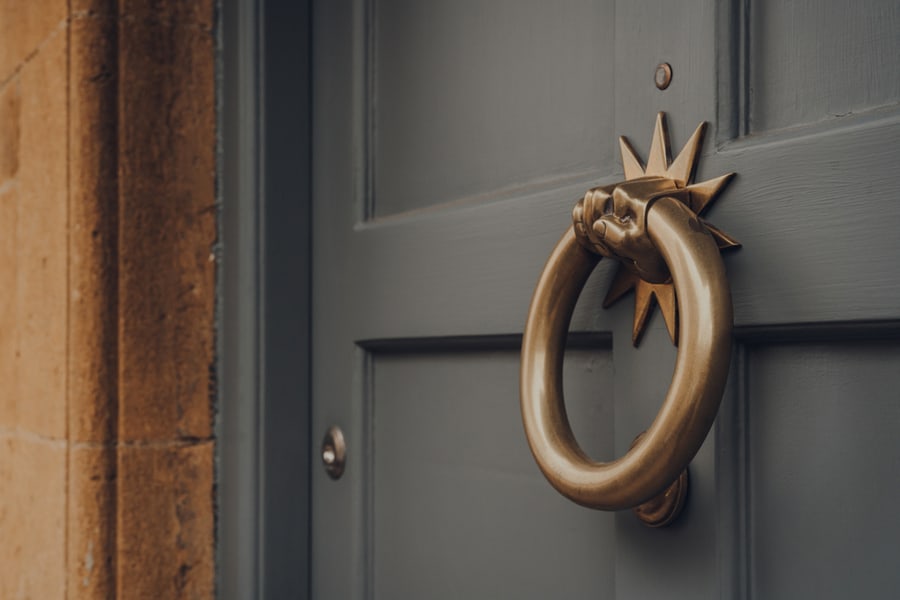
xmin=366 ymin=0 xmax=617 ymax=219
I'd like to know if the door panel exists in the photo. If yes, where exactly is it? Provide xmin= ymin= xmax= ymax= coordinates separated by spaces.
xmin=371 ymin=344 xmax=614 ymax=598
xmin=747 ymin=340 xmax=900 ymax=599
xmin=749 ymin=0 xmax=900 ymax=132
xmin=612 ymin=0 xmax=717 ymax=143
xmin=310 ymin=0 xmax=900 ymax=597
xmin=373 ymin=0 xmax=616 ymax=216
xmin=711 ymin=114 xmax=900 ymax=326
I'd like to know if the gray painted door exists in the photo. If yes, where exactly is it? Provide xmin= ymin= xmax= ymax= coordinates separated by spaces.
xmin=311 ymin=1 xmax=900 ymax=598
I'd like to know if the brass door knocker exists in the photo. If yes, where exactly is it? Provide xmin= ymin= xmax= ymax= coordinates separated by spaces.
xmin=520 ymin=113 xmax=739 ymax=526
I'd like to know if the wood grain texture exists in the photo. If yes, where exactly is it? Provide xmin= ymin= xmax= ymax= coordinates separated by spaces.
xmin=709 ymin=109 xmax=900 ymax=326
xmin=613 ymin=0 xmax=718 ymax=151
xmin=748 ymin=341 xmax=900 ymax=599
xmin=749 ymin=0 xmax=900 ymax=132
xmin=311 ymin=1 xmax=365 ymax=595
xmin=373 ymin=0 xmax=615 ymax=217
xmin=328 ymin=110 xmax=900 ymax=342
xmin=372 ymin=349 xmax=614 ymax=599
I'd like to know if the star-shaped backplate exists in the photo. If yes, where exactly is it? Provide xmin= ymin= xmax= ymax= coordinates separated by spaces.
xmin=606 ymin=113 xmax=740 ymax=346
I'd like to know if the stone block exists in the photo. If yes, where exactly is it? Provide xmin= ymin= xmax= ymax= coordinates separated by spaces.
xmin=0 ymin=0 xmax=67 ymax=83
xmin=117 ymin=441 xmax=215 ymax=598
xmin=16 ymin=28 xmax=68 ymax=439
xmin=0 ymin=434 xmax=66 ymax=598
xmin=71 ymin=0 xmax=117 ymax=17
xmin=68 ymin=15 xmax=119 ymax=444
xmin=0 ymin=77 xmax=19 ymax=181
xmin=68 ymin=444 xmax=117 ymax=598
xmin=117 ymin=17 xmax=216 ymax=442
xmin=119 ymin=0 xmax=216 ymax=30
xmin=0 ymin=183 xmax=16 ymax=429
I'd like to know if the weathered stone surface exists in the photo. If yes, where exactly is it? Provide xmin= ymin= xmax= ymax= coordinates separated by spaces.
xmin=0 ymin=0 xmax=67 ymax=83
xmin=0 ymin=2 xmax=218 ymax=596
xmin=117 ymin=442 xmax=215 ymax=598
xmin=117 ymin=16 xmax=216 ymax=443
xmin=0 ymin=78 xmax=19 ymax=180
xmin=0 ymin=80 xmax=18 ymax=431
xmin=120 ymin=0 xmax=216 ymax=30
xmin=70 ymin=0 xmax=117 ymax=16
xmin=0 ymin=182 xmax=16 ymax=430
xmin=0 ymin=435 xmax=67 ymax=598
xmin=66 ymin=16 xmax=122 ymax=600
xmin=16 ymin=29 xmax=68 ymax=440
xmin=68 ymin=14 xmax=119 ymax=445
xmin=68 ymin=444 xmax=117 ymax=598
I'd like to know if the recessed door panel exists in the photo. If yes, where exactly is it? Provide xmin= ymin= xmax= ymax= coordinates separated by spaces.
xmin=748 ymin=340 xmax=900 ymax=599
xmin=749 ymin=0 xmax=900 ymax=132
xmin=373 ymin=0 xmax=616 ymax=217
xmin=372 ymin=346 xmax=614 ymax=598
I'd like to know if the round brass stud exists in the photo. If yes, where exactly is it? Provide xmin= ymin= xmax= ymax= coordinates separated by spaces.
xmin=654 ymin=63 xmax=673 ymax=90
xmin=321 ymin=425 xmax=346 ymax=480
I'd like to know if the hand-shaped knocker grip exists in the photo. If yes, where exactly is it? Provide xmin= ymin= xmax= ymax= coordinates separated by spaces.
xmin=520 ymin=114 xmax=736 ymax=523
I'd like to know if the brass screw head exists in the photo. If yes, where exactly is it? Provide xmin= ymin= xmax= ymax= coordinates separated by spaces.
xmin=321 ymin=425 xmax=346 ymax=480
xmin=655 ymin=63 xmax=673 ymax=90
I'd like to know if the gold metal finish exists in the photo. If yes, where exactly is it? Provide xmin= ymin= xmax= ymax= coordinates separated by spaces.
xmin=321 ymin=425 xmax=346 ymax=480
xmin=630 ymin=432 xmax=688 ymax=527
xmin=654 ymin=63 xmax=673 ymax=90
xmin=606 ymin=113 xmax=738 ymax=345
xmin=520 ymin=113 xmax=736 ymax=514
